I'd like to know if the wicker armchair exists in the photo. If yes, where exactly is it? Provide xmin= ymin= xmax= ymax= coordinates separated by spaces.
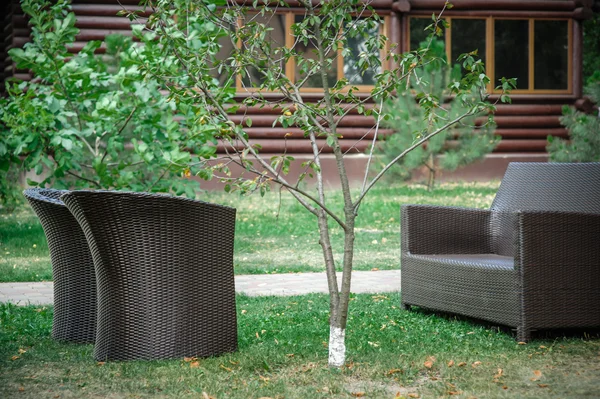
xmin=61 ymin=190 xmax=238 ymax=361
xmin=401 ymin=162 xmax=600 ymax=341
xmin=23 ymin=188 xmax=96 ymax=343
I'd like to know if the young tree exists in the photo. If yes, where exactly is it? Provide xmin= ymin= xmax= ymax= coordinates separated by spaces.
xmin=0 ymin=0 xmax=215 ymax=201
xmin=128 ymin=0 xmax=514 ymax=367
xmin=377 ymin=39 xmax=499 ymax=190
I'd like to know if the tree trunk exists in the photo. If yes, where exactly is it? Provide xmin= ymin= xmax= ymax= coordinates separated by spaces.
xmin=318 ymin=211 xmax=356 ymax=368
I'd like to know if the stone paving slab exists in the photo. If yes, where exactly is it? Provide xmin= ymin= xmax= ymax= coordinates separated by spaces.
xmin=0 ymin=270 xmax=401 ymax=305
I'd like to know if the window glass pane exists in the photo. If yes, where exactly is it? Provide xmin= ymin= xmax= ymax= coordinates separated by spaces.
xmin=409 ymin=17 xmax=445 ymax=51
xmin=494 ymin=19 xmax=529 ymax=89
xmin=241 ymin=13 xmax=286 ymax=87
xmin=534 ymin=20 xmax=568 ymax=90
xmin=343 ymin=19 xmax=382 ymax=85
xmin=451 ymin=19 xmax=486 ymax=66
xmin=211 ymin=33 xmax=235 ymax=87
xmin=294 ymin=15 xmax=337 ymax=88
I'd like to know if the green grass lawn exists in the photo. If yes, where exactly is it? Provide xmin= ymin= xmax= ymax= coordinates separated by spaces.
xmin=0 ymin=182 xmax=500 ymax=282
xmin=1 ymin=182 xmax=599 ymax=397
xmin=1 ymin=295 xmax=599 ymax=398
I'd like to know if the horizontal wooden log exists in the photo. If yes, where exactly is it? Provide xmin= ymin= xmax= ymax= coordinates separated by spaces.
xmin=231 ymin=0 xmax=393 ymax=8
xmin=408 ymin=0 xmax=577 ymax=11
xmin=243 ymin=127 xmax=394 ymax=139
xmin=72 ymin=0 xmax=141 ymax=5
xmin=76 ymin=29 xmax=133 ymax=42
xmin=228 ymin=114 xmax=377 ymax=127
xmin=493 ymin=139 xmax=549 ymax=152
xmin=67 ymin=42 xmax=108 ymax=53
xmin=493 ymin=104 xmax=564 ymax=116
xmin=217 ymin=138 xmax=369 ymax=154
xmin=225 ymin=102 xmax=382 ymax=115
xmin=479 ymin=115 xmax=561 ymax=128
xmin=70 ymin=4 xmax=153 ymax=17
xmin=75 ymin=16 xmax=146 ymax=29
xmin=410 ymin=10 xmax=581 ymax=18
xmin=494 ymin=128 xmax=568 ymax=139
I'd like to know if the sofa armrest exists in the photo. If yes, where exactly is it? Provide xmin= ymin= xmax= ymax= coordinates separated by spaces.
xmin=516 ymin=210 xmax=600 ymax=276
xmin=401 ymin=205 xmax=493 ymax=255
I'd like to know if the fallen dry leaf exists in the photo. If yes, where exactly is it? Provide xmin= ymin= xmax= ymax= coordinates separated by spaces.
xmin=229 ymin=360 xmax=239 ymax=365
xmin=96 ymin=362 xmax=105 ymax=366
xmin=494 ymin=368 xmax=503 ymax=378
xmin=201 ymin=392 xmax=215 ymax=399
xmin=371 ymin=268 xmax=379 ymax=271
xmin=539 ymin=345 xmax=547 ymax=349
xmin=472 ymin=361 xmax=482 ymax=368
xmin=538 ymin=384 xmax=549 ymax=388
xmin=407 ymin=393 xmax=420 ymax=398
xmin=447 ymin=360 xmax=455 ymax=367
xmin=190 ymin=361 xmax=200 ymax=368
xmin=517 ymin=342 xmax=527 ymax=345
xmin=533 ymin=370 xmax=542 ymax=377
xmin=386 ymin=368 xmax=403 ymax=376
xmin=286 ymin=353 xmax=295 ymax=358
xmin=241 ymin=309 xmax=247 ymax=314
xmin=183 ymin=357 xmax=197 ymax=362
xmin=11 ymin=356 xmax=20 ymax=361
xmin=448 ymin=391 xmax=463 ymax=396
xmin=351 ymin=392 xmax=365 ymax=397
xmin=502 ymin=385 xmax=508 ymax=390
xmin=457 ymin=362 xmax=467 ymax=367
xmin=424 ymin=361 xmax=434 ymax=369
xmin=259 ymin=375 xmax=270 ymax=382
xmin=18 ymin=348 xmax=27 ymax=354
xmin=18 ymin=387 xmax=25 ymax=392
xmin=220 ymin=364 xmax=232 ymax=372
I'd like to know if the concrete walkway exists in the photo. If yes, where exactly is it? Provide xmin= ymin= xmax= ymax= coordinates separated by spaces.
xmin=0 ymin=270 xmax=401 ymax=305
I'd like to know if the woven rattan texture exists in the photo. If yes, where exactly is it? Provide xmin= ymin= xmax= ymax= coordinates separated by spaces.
xmin=61 ymin=191 xmax=238 ymax=361
xmin=401 ymin=162 xmax=600 ymax=341
xmin=23 ymin=188 xmax=97 ymax=343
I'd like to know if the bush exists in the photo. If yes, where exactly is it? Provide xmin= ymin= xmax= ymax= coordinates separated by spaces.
xmin=0 ymin=0 xmax=217 ymax=204
xmin=547 ymin=83 xmax=600 ymax=162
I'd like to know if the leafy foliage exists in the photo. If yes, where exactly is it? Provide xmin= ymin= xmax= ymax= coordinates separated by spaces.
xmin=122 ymin=0 xmax=515 ymax=366
xmin=377 ymin=39 xmax=500 ymax=189
xmin=583 ymin=13 xmax=600 ymax=85
xmin=0 ymin=0 xmax=215 ymax=207
xmin=547 ymin=82 xmax=600 ymax=162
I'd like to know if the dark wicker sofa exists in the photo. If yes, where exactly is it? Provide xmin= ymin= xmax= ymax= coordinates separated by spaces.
xmin=400 ymin=162 xmax=600 ymax=341
xmin=61 ymin=190 xmax=238 ymax=361
xmin=23 ymin=188 xmax=97 ymax=343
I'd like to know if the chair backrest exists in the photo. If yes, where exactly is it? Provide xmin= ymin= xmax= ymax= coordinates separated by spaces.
xmin=23 ymin=188 xmax=69 ymax=205
xmin=490 ymin=162 xmax=600 ymax=256
xmin=491 ymin=162 xmax=600 ymax=214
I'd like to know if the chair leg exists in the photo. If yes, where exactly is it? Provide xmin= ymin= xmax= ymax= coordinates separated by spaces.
xmin=401 ymin=303 xmax=412 ymax=311
xmin=517 ymin=326 xmax=531 ymax=342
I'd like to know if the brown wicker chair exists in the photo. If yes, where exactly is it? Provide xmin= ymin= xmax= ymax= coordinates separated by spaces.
xmin=401 ymin=162 xmax=600 ymax=341
xmin=61 ymin=190 xmax=238 ymax=361
xmin=23 ymin=188 xmax=97 ymax=343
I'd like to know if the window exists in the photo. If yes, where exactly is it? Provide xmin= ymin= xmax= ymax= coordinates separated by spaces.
xmin=232 ymin=12 xmax=388 ymax=91
xmin=408 ymin=16 xmax=572 ymax=94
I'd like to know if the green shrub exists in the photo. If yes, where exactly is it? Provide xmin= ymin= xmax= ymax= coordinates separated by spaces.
xmin=548 ymin=83 xmax=600 ymax=162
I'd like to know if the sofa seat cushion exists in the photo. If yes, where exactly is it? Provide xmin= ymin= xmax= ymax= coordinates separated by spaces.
xmin=409 ymin=253 xmax=514 ymax=270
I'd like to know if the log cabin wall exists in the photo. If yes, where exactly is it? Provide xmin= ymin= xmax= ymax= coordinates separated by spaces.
xmin=1 ymin=0 xmax=596 ymax=185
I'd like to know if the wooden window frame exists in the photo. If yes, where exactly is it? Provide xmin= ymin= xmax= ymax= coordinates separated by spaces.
xmin=235 ymin=12 xmax=391 ymax=93
xmin=407 ymin=16 xmax=573 ymax=95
